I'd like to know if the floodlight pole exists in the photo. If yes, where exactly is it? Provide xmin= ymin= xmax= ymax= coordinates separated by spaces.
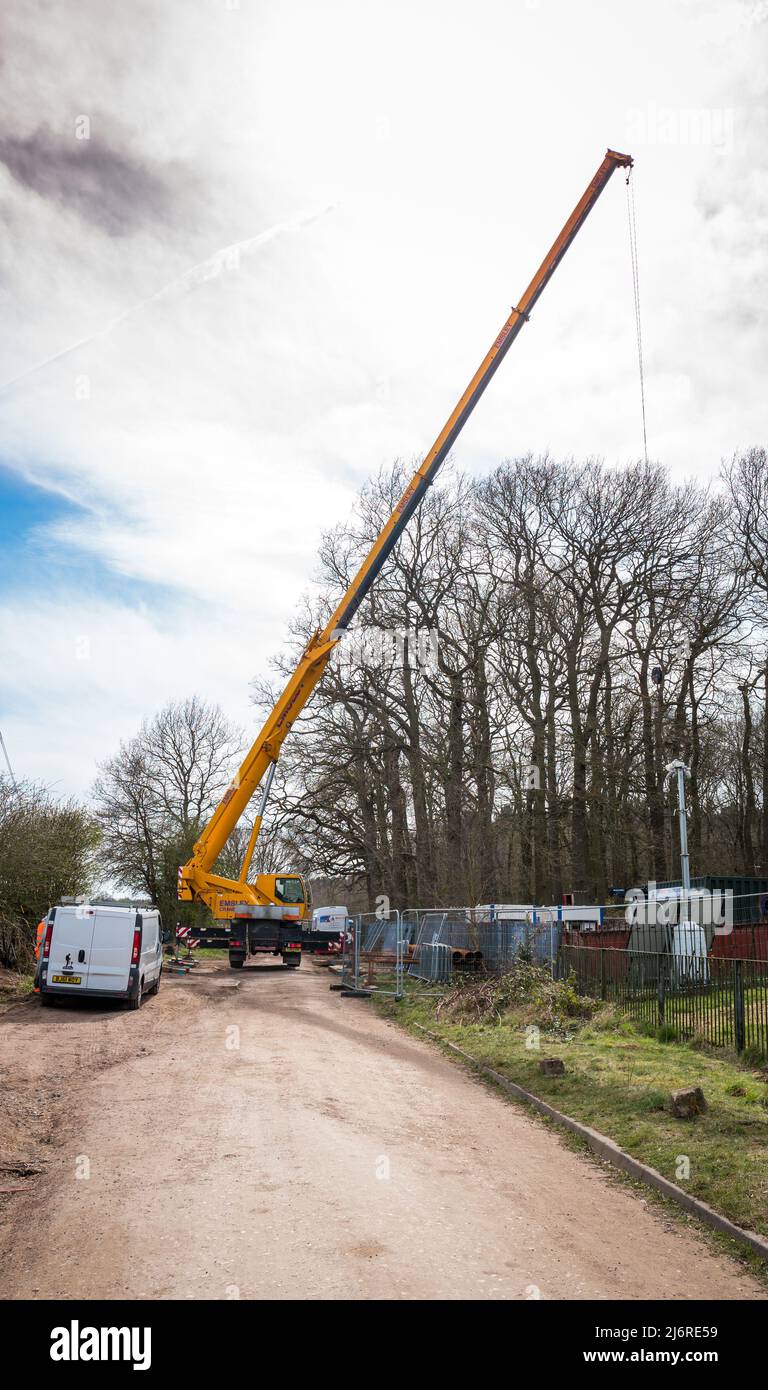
xmin=666 ymin=759 xmax=691 ymax=895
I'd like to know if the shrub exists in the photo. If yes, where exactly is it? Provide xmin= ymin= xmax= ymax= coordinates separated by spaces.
xmin=0 ymin=914 xmax=34 ymax=970
xmin=0 ymin=777 xmax=98 ymax=968
xmin=436 ymin=960 xmax=599 ymax=1031
xmin=656 ymin=1023 xmax=680 ymax=1043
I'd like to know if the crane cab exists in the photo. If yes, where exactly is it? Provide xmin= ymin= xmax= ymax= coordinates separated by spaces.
xmin=209 ymin=873 xmax=310 ymax=924
xmin=257 ymin=873 xmax=310 ymax=922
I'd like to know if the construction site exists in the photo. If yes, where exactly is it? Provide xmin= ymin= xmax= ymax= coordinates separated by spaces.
xmin=0 ymin=0 xmax=767 ymax=1358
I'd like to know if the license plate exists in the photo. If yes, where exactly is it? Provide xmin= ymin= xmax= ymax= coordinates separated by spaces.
xmin=51 ymin=974 xmax=82 ymax=985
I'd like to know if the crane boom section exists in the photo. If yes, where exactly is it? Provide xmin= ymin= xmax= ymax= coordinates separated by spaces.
xmin=182 ymin=147 xmax=632 ymax=894
xmin=327 ymin=148 xmax=632 ymax=632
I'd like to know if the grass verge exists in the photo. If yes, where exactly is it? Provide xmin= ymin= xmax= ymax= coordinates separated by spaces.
xmin=376 ymin=966 xmax=768 ymax=1251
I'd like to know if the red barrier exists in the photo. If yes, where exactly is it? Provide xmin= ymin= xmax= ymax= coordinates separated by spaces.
xmin=564 ymin=922 xmax=768 ymax=960
xmin=563 ymin=926 xmax=631 ymax=950
xmin=711 ymin=923 xmax=768 ymax=961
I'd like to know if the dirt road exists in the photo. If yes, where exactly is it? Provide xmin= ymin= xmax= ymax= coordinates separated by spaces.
xmin=0 ymin=960 xmax=763 ymax=1300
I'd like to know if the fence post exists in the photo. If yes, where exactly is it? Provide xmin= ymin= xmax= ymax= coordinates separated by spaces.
xmin=657 ymin=973 xmax=665 ymax=1027
xmin=353 ymin=914 xmax=361 ymax=991
xmin=733 ymin=959 xmax=746 ymax=1054
xmin=600 ymin=948 xmax=607 ymax=1001
xmin=395 ymin=910 xmax=404 ymax=1000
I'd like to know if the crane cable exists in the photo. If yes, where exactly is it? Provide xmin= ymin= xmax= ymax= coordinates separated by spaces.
xmin=0 ymin=728 xmax=18 ymax=790
xmin=626 ymin=169 xmax=649 ymax=466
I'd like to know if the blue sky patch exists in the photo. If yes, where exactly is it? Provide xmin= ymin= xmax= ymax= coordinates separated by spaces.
xmin=0 ymin=464 xmax=170 ymax=607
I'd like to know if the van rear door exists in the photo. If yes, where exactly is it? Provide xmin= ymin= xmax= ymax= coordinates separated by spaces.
xmin=140 ymin=912 xmax=160 ymax=981
xmin=47 ymin=907 xmax=96 ymax=994
xmin=87 ymin=907 xmax=135 ymax=993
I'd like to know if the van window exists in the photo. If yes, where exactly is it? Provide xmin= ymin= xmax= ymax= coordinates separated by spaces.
xmin=274 ymin=877 xmax=305 ymax=905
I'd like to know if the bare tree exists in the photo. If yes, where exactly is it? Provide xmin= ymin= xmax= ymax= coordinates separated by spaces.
xmin=724 ymin=448 xmax=768 ymax=867
xmin=248 ymin=452 xmax=761 ymax=911
xmin=93 ymin=698 xmax=242 ymax=925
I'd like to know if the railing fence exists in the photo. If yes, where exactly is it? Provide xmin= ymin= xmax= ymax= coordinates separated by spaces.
xmin=562 ymin=944 xmax=768 ymax=1059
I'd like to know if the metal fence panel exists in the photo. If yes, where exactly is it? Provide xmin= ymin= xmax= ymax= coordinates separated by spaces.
xmin=412 ymin=941 xmax=454 ymax=983
xmin=403 ymin=907 xmax=560 ymax=980
xmin=340 ymin=910 xmax=404 ymax=998
xmin=561 ymin=944 xmax=768 ymax=1060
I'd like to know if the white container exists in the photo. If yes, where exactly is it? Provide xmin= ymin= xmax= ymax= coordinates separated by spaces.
xmin=310 ymin=905 xmax=348 ymax=933
xmin=671 ymin=920 xmax=709 ymax=983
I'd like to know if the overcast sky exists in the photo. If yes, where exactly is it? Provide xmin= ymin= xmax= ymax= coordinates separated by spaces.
xmin=1 ymin=0 xmax=766 ymax=801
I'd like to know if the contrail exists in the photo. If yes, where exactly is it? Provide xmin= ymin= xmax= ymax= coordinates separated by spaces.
xmin=0 ymin=203 xmax=337 ymax=396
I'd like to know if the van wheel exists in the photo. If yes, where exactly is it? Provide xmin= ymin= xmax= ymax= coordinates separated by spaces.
xmin=128 ymin=979 xmax=143 ymax=1010
xmin=41 ymin=992 xmax=56 ymax=1007
xmin=149 ymin=970 xmax=161 ymax=996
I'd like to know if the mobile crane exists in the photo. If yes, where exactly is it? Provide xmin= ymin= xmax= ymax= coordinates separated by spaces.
xmin=177 ymin=148 xmax=633 ymax=970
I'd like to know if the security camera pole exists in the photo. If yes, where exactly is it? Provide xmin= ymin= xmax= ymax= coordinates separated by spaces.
xmin=666 ymin=759 xmax=691 ymax=896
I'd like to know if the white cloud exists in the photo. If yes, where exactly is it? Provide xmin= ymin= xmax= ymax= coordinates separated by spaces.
xmin=1 ymin=0 xmax=766 ymax=802
xmin=0 ymin=592 xmax=260 ymax=798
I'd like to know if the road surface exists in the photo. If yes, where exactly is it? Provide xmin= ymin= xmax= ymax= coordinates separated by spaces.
xmin=0 ymin=959 xmax=763 ymax=1300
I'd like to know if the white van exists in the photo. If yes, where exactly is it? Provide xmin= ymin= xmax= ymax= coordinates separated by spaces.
xmin=38 ymin=904 xmax=163 ymax=1009
xmin=311 ymin=905 xmax=348 ymax=933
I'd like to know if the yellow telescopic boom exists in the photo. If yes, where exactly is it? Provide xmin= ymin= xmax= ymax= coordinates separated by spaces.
xmin=179 ymin=147 xmax=633 ymax=912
